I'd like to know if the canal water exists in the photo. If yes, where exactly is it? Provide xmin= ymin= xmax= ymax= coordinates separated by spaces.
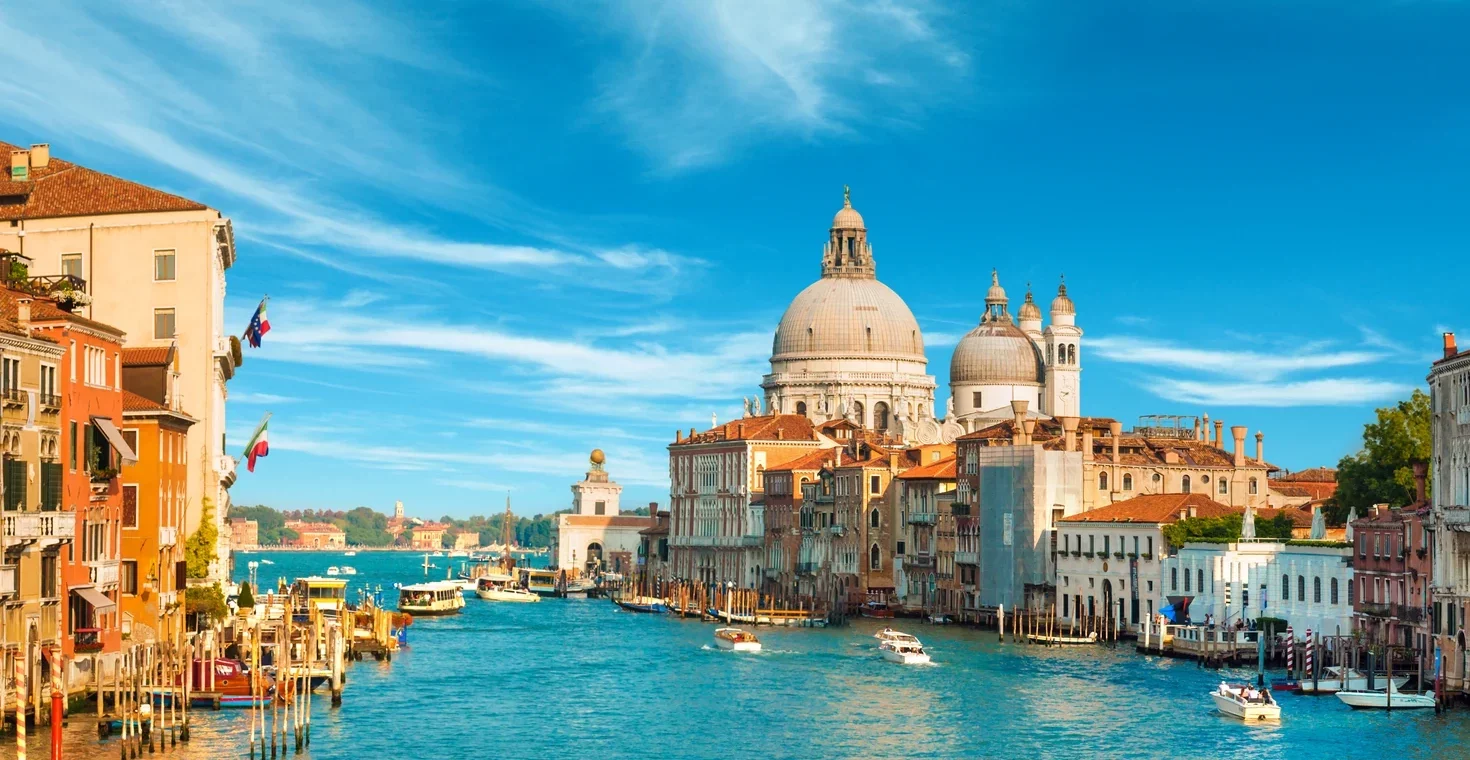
xmin=16 ymin=549 xmax=1470 ymax=759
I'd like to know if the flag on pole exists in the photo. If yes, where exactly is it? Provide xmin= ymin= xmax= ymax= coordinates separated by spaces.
xmin=243 ymin=296 xmax=271 ymax=348
xmin=243 ymin=413 xmax=271 ymax=472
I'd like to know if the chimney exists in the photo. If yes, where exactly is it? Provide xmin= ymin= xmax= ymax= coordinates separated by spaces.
xmin=736 ymin=422 xmax=745 ymax=438
xmin=1414 ymin=461 xmax=1428 ymax=504
xmin=1060 ymin=417 xmax=1079 ymax=452
xmin=689 ymin=427 xmax=696 ymax=439
xmin=1192 ymin=417 xmax=1202 ymax=441
xmin=1010 ymin=399 xmax=1029 ymax=444
xmin=776 ymin=428 xmax=784 ymax=440
xmin=29 ymin=144 xmax=49 ymax=169
xmin=1021 ymin=418 xmax=1037 ymax=444
xmin=16 ymin=297 xmax=30 ymax=332
xmin=1201 ymin=413 xmax=1210 ymax=442
xmin=889 ymin=453 xmax=899 ymax=470
xmin=1213 ymin=420 xmax=1224 ymax=449
xmin=675 ymin=429 xmax=683 ymax=443
xmin=1231 ymin=426 xmax=1247 ymax=467
xmin=10 ymin=150 xmax=29 ymax=181
xmin=836 ymin=448 xmax=843 ymax=467
xmin=1254 ymin=431 xmax=1264 ymax=463
xmin=1446 ymin=332 xmax=1459 ymax=359
xmin=1081 ymin=428 xmax=1094 ymax=463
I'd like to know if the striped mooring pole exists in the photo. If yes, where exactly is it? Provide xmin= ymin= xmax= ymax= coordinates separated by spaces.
xmin=1285 ymin=625 xmax=1294 ymax=675
xmin=1305 ymin=629 xmax=1315 ymax=681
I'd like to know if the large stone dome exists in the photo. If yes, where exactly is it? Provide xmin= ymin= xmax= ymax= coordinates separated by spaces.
xmin=772 ymin=276 xmax=925 ymax=361
xmin=950 ymin=320 xmax=1044 ymax=385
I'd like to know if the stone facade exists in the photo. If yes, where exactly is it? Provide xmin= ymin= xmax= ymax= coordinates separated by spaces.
xmin=557 ymin=452 xmax=653 ymax=576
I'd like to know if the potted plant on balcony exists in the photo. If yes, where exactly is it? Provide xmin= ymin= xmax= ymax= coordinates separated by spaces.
xmin=1114 ymin=551 xmax=1125 ymax=559
xmin=52 ymin=280 xmax=91 ymax=312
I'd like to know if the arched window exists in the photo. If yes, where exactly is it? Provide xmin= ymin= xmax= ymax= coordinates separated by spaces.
xmin=1048 ymin=344 xmax=1054 ymax=365
xmin=1171 ymin=567 xmax=1178 ymax=591
xmin=1099 ymin=472 xmax=1108 ymax=491
xmin=796 ymin=401 xmax=807 ymax=416
xmin=1313 ymin=577 xmax=1322 ymax=603
xmin=1330 ymin=578 xmax=1339 ymax=605
xmin=874 ymin=401 xmax=890 ymax=431
xmin=1122 ymin=474 xmax=1133 ymax=491
xmin=1182 ymin=475 xmax=1191 ymax=493
xmin=869 ymin=543 xmax=881 ymax=570
xmin=1282 ymin=574 xmax=1290 ymax=601
xmin=1298 ymin=575 xmax=1306 ymax=602
xmin=870 ymin=508 xmax=880 ymax=528
xmin=1249 ymin=477 xmax=1258 ymax=495
xmin=1218 ymin=478 xmax=1228 ymax=495
xmin=1068 ymin=344 xmax=1077 ymax=364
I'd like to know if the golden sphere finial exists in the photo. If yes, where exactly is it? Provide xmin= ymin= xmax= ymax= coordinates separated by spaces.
xmin=590 ymin=448 xmax=605 ymax=465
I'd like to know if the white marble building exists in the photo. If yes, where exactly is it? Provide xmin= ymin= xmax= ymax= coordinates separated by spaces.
xmin=1160 ymin=541 xmax=1353 ymax=635
xmin=557 ymin=450 xmax=653 ymax=575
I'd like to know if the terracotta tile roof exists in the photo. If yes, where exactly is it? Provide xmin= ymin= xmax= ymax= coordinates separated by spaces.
xmin=1059 ymin=493 xmax=1239 ymax=524
xmin=0 ymin=142 xmax=209 ymax=220
xmin=1273 ymin=467 xmax=1337 ymax=483
xmin=898 ymin=456 xmax=957 ymax=480
xmin=0 ymin=285 xmax=123 ymax=338
xmin=957 ymin=418 xmax=1275 ymax=470
xmin=122 ymin=390 xmax=166 ymax=412
xmin=678 ymin=414 xmax=821 ymax=445
xmin=765 ymin=448 xmax=838 ymax=473
xmin=413 ymin=523 xmax=448 ymax=532
xmin=561 ymin=515 xmax=657 ymax=529
xmin=123 ymin=345 xmax=174 ymax=366
xmin=291 ymin=522 xmax=342 ymax=534
xmin=1269 ymin=485 xmax=1313 ymax=498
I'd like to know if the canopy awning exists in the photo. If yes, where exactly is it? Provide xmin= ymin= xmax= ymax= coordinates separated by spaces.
xmin=74 ymin=586 xmax=116 ymax=614
xmin=91 ymin=416 xmax=138 ymax=466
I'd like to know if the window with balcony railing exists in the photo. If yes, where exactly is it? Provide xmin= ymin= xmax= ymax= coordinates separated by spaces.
xmin=3 ymin=458 xmax=25 ymax=510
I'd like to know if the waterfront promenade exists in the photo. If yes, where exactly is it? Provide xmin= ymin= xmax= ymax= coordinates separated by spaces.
xmin=20 ymin=550 xmax=1470 ymax=760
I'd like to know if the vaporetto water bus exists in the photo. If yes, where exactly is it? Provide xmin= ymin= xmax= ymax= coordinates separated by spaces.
xmin=398 ymin=581 xmax=466 ymax=616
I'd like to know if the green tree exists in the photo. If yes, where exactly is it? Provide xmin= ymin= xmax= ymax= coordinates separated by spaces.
xmin=237 ymin=581 xmax=255 ymax=609
xmin=1334 ymin=389 xmax=1431 ymax=522
xmin=185 ymin=497 xmax=219 ymax=579
xmin=185 ymin=583 xmax=228 ymax=629
xmin=1161 ymin=512 xmax=1294 ymax=549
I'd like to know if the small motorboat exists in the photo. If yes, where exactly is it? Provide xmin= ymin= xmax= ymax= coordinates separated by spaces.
xmin=564 ymin=578 xmax=597 ymax=599
xmin=1336 ymin=682 xmax=1436 ymax=709
xmin=927 ymin=613 xmax=953 ymax=625
xmin=475 ymin=576 xmax=540 ymax=603
xmin=714 ymin=627 xmax=762 ymax=653
xmin=340 ymin=566 xmax=357 ymax=576
xmin=859 ymin=601 xmax=895 ymax=619
xmin=343 ymin=550 xmax=357 ymax=557
xmin=1212 ymin=682 xmax=1281 ymax=722
xmin=615 ymin=596 xmax=669 ymax=613
xmin=1298 ymin=666 xmax=1410 ymax=694
xmin=326 ymin=566 xmax=341 ymax=576
xmin=1026 ymin=631 xmax=1099 ymax=646
xmin=877 ymin=631 xmax=930 ymax=665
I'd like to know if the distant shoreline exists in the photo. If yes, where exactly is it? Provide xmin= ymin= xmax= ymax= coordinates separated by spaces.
xmin=234 ymin=546 xmax=549 ymax=553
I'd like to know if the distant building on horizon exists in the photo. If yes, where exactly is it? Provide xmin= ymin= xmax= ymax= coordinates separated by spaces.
xmin=230 ymin=518 xmax=259 ymax=550
xmin=287 ymin=521 xmax=345 ymax=549
xmin=409 ymin=523 xmax=447 ymax=551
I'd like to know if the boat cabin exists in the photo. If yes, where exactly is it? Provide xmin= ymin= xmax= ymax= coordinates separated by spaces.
xmin=292 ymin=576 xmax=349 ymax=619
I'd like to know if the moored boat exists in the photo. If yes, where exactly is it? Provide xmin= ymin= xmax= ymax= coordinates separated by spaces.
xmin=859 ymin=601 xmax=895 ymax=619
xmin=475 ymin=575 xmax=540 ymax=602
xmin=522 ymin=568 xmax=560 ymax=597
xmin=326 ymin=566 xmax=341 ymax=576
xmin=1298 ymin=666 xmax=1410 ymax=694
xmin=1336 ymin=682 xmax=1436 ymax=709
xmin=564 ymin=577 xmax=597 ymax=599
xmin=714 ymin=627 xmax=762 ymax=653
xmin=1212 ymin=682 xmax=1281 ymax=722
xmin=340 ymin=566 xmax=357 ymax=576
xmin=398 ymin=581 xmax=466 ymax=616
xmin=1026 ymin=632 xmax=1098 ymax=646
xmin=615 ymin=595 xmax=669 ymax=613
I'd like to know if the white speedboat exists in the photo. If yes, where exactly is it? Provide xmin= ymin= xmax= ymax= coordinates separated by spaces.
xmin=877 ymin=630 xmax=931 ymax=665
xmin=343 ymin=550 xmax=357 ymax=557
xmin=475 ymin=576 xmax=540 ymax=603
xmin=325 ymin=566 xmax=341 ymax=576
xmin=714 ymin=627 xmax=762 ymax=653
xmin=340 ymin=566 xmax=357 ymax=576
xmin=1212 ymin=683 xmax=1281 ymax=722
xmin=398 ymin=581 xmax=466 ymax=616
xmin=564 ymin=578 xmax=597 ymax=599
xmin=1298 ymin=666 xmax=1410 ymax=694
xmin=1336 ymin=682 xmax=1436 ymax=709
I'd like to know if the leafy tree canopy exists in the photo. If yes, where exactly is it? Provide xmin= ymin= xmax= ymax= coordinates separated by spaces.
xmin=1334 ymin=389 xmax=1431 ymax=522
xmin=1161 ymin=512 xmax=1294 ymax=549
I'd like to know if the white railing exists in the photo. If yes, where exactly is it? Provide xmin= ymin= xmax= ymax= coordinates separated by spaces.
xmin=956 ymin=550 xmax=979 ymax=565
xmin=159 ymin=525 xmax=179 ymax=547
xmin=89 ymin=559 xmax=119 ymax=586
xmin=0 ymin=564 xmax=16 ymax=595
xmin=5 ymin=512 xmax=77 ymax=540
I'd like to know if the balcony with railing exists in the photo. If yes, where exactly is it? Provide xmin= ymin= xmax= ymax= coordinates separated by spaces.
xmin=89 ymin=559 xmax=120 ymax=587
xmin=39 ymin=392 xmax=60 ymax=412
xmin=956 ymin=550 xmax=979 ymax=565
xmin=796 ymin=562 xmax=819 ymax=575
xmin=907 ymin=511 xmax=937 ymax=525
xmin=159 ymin=525 xmax=179 ymax=547
xmin=0 ymin=252 xmax=90 ymax=310
xmin=4 ymin=512 xmax=76 ymax=541
xmin=74 ymin=628 xmax=103 ymax=653
xmin=907 ymin=554 xmax=936 ymax=568
xmin=1 ymin=386 xmax=24 ymax=408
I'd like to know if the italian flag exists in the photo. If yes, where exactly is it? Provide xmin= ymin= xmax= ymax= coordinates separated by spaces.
xmin=244 ymin=413 xmax=270 ymax=473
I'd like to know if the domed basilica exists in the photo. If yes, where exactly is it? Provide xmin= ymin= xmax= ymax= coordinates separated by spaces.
xmin=759 ymin=189 xmax=1082 ymax=444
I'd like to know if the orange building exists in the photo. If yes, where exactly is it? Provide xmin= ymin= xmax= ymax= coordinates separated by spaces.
xmin=3 ymin=284 xmax=133 ymax=662
xmin=410 ymin=523 xmax=447 ymax=550
xmin=288 ymin=522 xmax=346 ymax=549
xmin=118 ymin=346 xmax=195 ymax=644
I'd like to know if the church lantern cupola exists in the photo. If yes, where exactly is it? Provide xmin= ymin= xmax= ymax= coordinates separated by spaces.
xmin=822 ymin=186 xmax=876 ymax=279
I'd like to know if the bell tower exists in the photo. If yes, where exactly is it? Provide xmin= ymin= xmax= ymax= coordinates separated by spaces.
xmin=1043 ymin=277 xmax=1082 ymax=417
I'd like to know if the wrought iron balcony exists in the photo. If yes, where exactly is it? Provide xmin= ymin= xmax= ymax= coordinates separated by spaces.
xmin=4 ymin=512 xmax=76 ymax=541
xmin=39 ymin=392 xmax=60 ymax=411
xmin=1 ymin=387 xmax=24 ymax=406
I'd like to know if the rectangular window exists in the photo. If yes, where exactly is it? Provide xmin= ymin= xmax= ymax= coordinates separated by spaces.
xmin=41 ymin=462 xmax=61 ymax=511
xmin=39 ymin=364 xmax=57 ymax=402
xmin=594 ymin=500 xmax=606 ymax=516
xmin=42 ymin=554 xmax=57 ymax=598
xmin=122 ymin=485 xmax=138 ymax=528
xmin=154 ymin=249 xmax=176 ymax=281
xmin=123 ymin=429 xmax=139 ymax=457
xmin=69 ymin=421 xmax=77 ymax=472
xmin=972 ymin=391 xmax=982 ymax=408
xmin=3 ymin=458 xmax=25 ymax=510
xmin=1218 ymin=478 xmax=1228 ymax=495
xmin=121 ymin=561 xmax=138 ymax=595
xmin=870 ymin=475 xmax=881 ymax=494
xmin=61 ymin=253 xmax=83 ymax=279
xmin=154 ymin=308 xmax=176 ymax=339
xmin=1 ymin=357 xmax=18 ymax=398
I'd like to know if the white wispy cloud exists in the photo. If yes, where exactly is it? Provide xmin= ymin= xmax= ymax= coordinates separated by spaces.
xmin=1089 ymin=336 xmax=1386 ymax=381
xmin=572 ymin=0 xmax=970 ymax=171
xmin=434 ymin=479 xmax=517 ymax=493
xmin=229 ymin=392 xmax=302 ymax=405
xmin=1147 ymin=377 xmax=1413 ymax=407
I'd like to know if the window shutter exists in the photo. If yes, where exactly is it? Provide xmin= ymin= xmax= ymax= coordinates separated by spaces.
xmin=85 ymin=425 xmax=94 ymax=471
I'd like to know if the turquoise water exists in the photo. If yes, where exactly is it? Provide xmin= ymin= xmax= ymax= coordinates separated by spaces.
xmin=23 ymin=549 xmax=1470 ymax=759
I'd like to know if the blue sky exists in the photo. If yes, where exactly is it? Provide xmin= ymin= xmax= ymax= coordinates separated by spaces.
xmin=0 ymin=1 xmax=1465 ymax=518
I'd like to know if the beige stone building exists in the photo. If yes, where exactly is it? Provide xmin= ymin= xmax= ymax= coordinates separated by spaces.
xmin=0 ymin=142 xmax=238 ymax=580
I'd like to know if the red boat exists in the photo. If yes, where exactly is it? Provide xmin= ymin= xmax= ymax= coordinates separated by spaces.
xmin=859 ymin=601 xmax=895 ymax=619
xmin=183 ymin=658 xmax=278 ymax=703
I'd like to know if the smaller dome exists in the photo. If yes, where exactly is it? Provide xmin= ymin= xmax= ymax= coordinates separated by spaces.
xmin=950 ymin=320 xmax=1045 ymax=385
xmin=833 ymin=186 xmax=865 ymax=230
xmin=1018 ymin=287 xmax=1041 ymax=323
xmin=1051 ymin=279 xmax=1076 ymax=315
xmin=984 ymin=269 xmax=1007 ymax=304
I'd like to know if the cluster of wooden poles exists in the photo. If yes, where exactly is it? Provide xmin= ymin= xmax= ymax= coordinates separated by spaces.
xmin=988 ymin=604 xmax=1120 ymax=645
xmin=96 ymin=640 xmax=197 ymax=759
xmin=241 ymin=596 xmax=348 ymax=759
xmin=628 ymin=578 xmax=830 ymax=624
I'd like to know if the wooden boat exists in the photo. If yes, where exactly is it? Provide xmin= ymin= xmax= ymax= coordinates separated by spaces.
xmin=859 ymin=601 xmax=895 ymax=619
xmin=291 ymin=576 xmax=349 ymax=619
xmin=1211 ymin=683 xmax=1281 ymax=722
xmin=521 ymin=568 xmax=560 ymax=597
xmin=1336 ymin=682 xmax=1436 ymax=709
xmin=1298 ymin=666 xmax=1410 ymax=694
xmin=564 ymin=578 xmax=597 ymax=599
xmin=1026 ymin=631 xmax=1099 ymax=646
xmin=705 ymin=607 xmax=758 ymax=624
xmin=714 ymin=627 xmax=762 ymax=653
xmin=876 ymin=630 xmax=930 ymax=664
xmin=615 ymin=596 xmax=669 ymax=613
xmin=475 ymin=575 xmax=540 ymax=602
xmin=398 ymin=581 xmax=465 ymax=616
